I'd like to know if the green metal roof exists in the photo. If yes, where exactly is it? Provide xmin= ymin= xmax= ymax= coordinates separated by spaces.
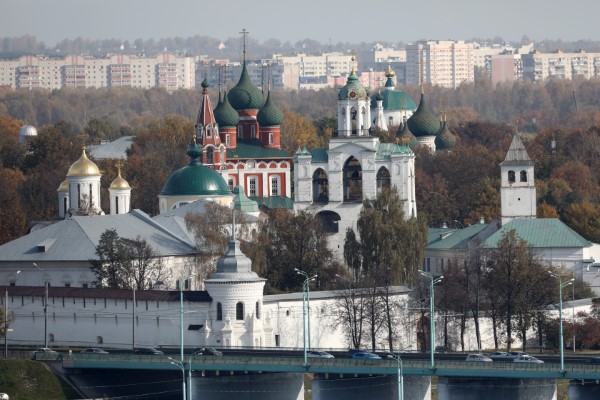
xmin=228 ymin=63 xmax=265 ymax=111
xmin=256 ymin=91 xmax=283 ymax=127
xmin=435 ymin=123 xmax=457 ymax=150
xmin=407 ymin=93 xmax=442 ymax=137
xmin=375 ymin=142 xmax=413 ymax=160
xmin=338 ymin=72 xmax=368 ymax=100
xmin=481 ymin=218 xmax=591 ymax=249
xmin=226 ymin=140 xmax=291 ymax=160
xmin=214 ymin=90 xmax=240 ymax=128
xmin=250 ymin=196 xmax=294 ymax=209
xmin=427 ymin=223 xmax=491 ymax=250
xmin=370 ymin=90 xmax=416 ymax=111
xmin=309 ymin=148 xmax=328 ymax=163
xmin=233 ymin=185 xmax=259 ymax=213
xmin=396 ymin=123 xmax=417 ymax=149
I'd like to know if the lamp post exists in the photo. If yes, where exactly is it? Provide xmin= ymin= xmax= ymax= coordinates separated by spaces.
xmin=169 ymin=357 xmax=186 ymax=400
xmin=187 ymin=354 xmax=194 ymax=400
xmin=397 ymin=352 xmax=404 ymax=400
xmin=33 ymin=263 xmax=48 ymax=348
xmin=4 ymin=271 xmax=20 ymax=358
xmin=419 ymin=271 xmax=443 ymax=369
xmin=549 ymin=272 xmax=574 ymax=372
xmin=179 ymin=274 xmax=195 ymax=363
xmin=295 ymin=268 xmax=317 ymax=365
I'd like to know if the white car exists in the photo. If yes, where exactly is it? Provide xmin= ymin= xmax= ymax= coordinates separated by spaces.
xmin=466 ymin=354 xmax=493 ymax=362
xmin=514 ymin=355 xmax=544 ymax=364
xmin=307 ymin=351 xmax=334 ymax=359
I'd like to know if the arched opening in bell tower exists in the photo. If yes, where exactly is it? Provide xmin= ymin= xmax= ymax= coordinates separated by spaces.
xmin=343 ymin=156 xmax=362 ymax=202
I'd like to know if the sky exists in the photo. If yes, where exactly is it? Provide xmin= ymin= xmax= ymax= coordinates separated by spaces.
xmin=3 ymin=0 xmax=600 ymax=47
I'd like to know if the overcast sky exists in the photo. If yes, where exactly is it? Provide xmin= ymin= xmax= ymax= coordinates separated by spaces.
xmin=3 ymin=0 xmax=600 ymax=47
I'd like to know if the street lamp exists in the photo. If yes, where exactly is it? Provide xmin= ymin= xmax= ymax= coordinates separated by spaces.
xmin=295 ymin=268 xmax=317 ymax=365
xmin=187 ymin=354 xmax=194 ymax=400
xmin=397 ymin=352 xmax=404 ymax=400
xmin=168 ymin=357 xmax=186 ymax=400
xmin=4 ymin=270 xmax=20 ymax=358
xmin=179 ymin=274 xmax=195 ymax=362
xmin=549 ymin=272 xmax=574 ymax=372
xmin=419 ymin=271 xmax=443 ymax=369
xmin=33 ymin=263 xmax=48 ymax=348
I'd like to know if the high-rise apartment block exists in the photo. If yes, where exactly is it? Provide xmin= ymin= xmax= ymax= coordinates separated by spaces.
xmin=0 ymin=52 xmax=197 ymax=91
xmin=406 ymin=40 xmax=474 ymax=89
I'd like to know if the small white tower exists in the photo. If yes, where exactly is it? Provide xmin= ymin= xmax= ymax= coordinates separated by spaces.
xmin=336 ymin=56 xmax=372 ymax=137
xmin=57 ymin=180 xmax=69 ymax=219
xmin=500 ymin=134 xmax=536 ymax=225
xmin=109 ymin=161 xmax=131 ymax=215
xmin=66 ymin=146 xmax=102 ymax=216
xmin=373 ymin=92 xmax=388 ymax=132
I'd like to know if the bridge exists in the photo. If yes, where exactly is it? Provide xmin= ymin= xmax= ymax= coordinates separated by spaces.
xmin=38 ymin=353 xmax=600 ymax=380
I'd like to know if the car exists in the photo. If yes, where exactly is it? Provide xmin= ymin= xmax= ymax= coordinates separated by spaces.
xmin=134 ymin=347 xmax=164 ymax=355
xmin=488 ymin=351 xmax=513 ymax=360
xmin=513 ymin=355 xmax=544 ymax=364
xmin=507 ymin=351 xmax=528 ymax=359
xmin=81 ymin=348 xmax=109 ymax=354
xmin=379 ymin=352 xmax=401 ymax=360
xmin=466 ymin=354 xmax=493 ymax=362
xmin=351 ymin=351 xmax=381 ymax=360
xmin=32 ymin=347 xmax=58 ymax=360
xmin=192 ymin=347 xmax=223 ymax=356
xmin=307 ymin=351 xmax=334 ymax=359
xmin=590 ymin=357 xmax=600 ymax=364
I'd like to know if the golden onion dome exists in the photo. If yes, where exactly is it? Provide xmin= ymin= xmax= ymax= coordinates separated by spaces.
xmin=385 ymin=62 xmax=395 ymax=78
xmin=110 ymin=170 xmax=131 ymax=190
xmin=56 ymin=180 xmax=69 ymax=192
xmin=67 ymin=147 xmax=100 ymax=177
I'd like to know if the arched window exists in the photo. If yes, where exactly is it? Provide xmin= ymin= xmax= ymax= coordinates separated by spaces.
xmin=520 ymin=170 xmax=528 ymax=182
xmin=343 ymin=157 xmax=362 ymax=202
xmin=236 ymin=302 xmax=244 ymax=320
xmin=376 ymin=167 xmax=391 ymax=194
xmin=270 ymin=175 xmax=280 ymax=196
xmin=217 ymin=303 xmax=223 ymax=321
xmin=508 ymin=170 xmax=515 ymax=183
xmin=206 ymin=147 xmax=214 ymax=164
xmin=312 ymin=169 xmax=329 ymax=203
xmin=228 ymin=178 xmax=234 ymax=192
xmin=248 ymin=177 xmax=257 ymax=197
xmin=255 ymin=301 xmax=261 ymax=319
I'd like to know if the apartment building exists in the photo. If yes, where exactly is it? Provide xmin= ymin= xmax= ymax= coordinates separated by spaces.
xmin=0 ymin=52 xmax=197 ymax=91
xmin=406 ymin=40 xmax=474 ymax=89
xmin=521 ymin=50 xmax=600 ymax=82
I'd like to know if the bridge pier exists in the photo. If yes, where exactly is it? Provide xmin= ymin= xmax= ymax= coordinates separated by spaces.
xmin=311 ymin=373 xmax=431 ymax=400
xmin=568 ymin=379 xmax=600 ymax=400
xmin=437 ymin=377 xmax=557 ymax=400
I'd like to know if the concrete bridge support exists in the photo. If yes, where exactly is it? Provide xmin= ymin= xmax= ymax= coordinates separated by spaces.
xmin=568 ymin=379 xmax=600 ymax=400
xmin=311 ymin=373 xmax=431 ymax=400
xmin=438 ymin=377 xmax=557 ymax=400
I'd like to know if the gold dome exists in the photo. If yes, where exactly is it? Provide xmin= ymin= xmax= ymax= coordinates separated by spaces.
xmin=67 ymin=147 xmax=100 ymax=177
xmin=110 ymin=171 xmax=131 ymax=190
xmin=385 ymin=62 xmax=395 ymax=78
xmin=56 ymin=180 xmax=69 ymax=192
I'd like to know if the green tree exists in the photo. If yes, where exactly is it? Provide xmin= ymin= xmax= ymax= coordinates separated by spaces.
xmin=90 ymin=229 xmax=132 ymax=288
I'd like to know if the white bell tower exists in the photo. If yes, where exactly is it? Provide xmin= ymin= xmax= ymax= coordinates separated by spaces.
xmin=500 ymin=134 xmax=536 ymax=225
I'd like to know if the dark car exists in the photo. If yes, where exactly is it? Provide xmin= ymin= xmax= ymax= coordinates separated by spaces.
xmin=589 ymin=357 xmax=600 ymax=364
xmin=351 ymin=351 xmax=381 ymax=360
xmin=81 ymin=348 xmax=109 ymax=354
xmin=134 ymin=347 xmax=164 ymax=355
xmin=192 ymin=347 xmax=223 ymax=356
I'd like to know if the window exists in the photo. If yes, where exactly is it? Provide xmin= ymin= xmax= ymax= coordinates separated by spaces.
xmin=269 ymin=133 xmax=274 ymax=144
xmin=207 ymin=147 xmax=214 ymax=164
xmin=225 ymin=134 xmax=230 ymax=146
xmin=236 ymin=302 xmax=244 ymax=320
xmin=520 ymin=170 xmax=527 ymax=182
xmin=228 ymin=178 xmax=234 ymax=192
xmin=249 ymin=177 xmax=257 ymax=197
xmin=508 ymin=170 xmax=515 ymax=183
xmin=256 ymin=301 xmax=261 ymax=319
xmin=217 ymin=303 xmax=223 ymax=321
xmin=270 ymin=176 xmax=280 ymax=196
xmin=237 ymin=125 xmax=242 ymax=138
xmin=251 ymin=125 xmax=256 ymax=139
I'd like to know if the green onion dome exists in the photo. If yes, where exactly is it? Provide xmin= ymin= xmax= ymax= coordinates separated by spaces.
xmin=435 ymin=122 xmax=457 ymax=150
xmin=200 ymin=77 xmax=210 ymax=89
xmin=160 ymin=141 xmax=231 ymax=196
xmin=257 ymin=91 xmax=283 ymax=126
xmin=396 ymin=122 xmax=417 ymax=149
xmin=214 ymin=90 xmax=240 ymax=127
xmin=406 ymin=94 xmax=442 ymax=137
xmin=338 ymin=71 xmax=368 ymax=100
xmin=228 ymin=63 xmax=265 ymax=111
